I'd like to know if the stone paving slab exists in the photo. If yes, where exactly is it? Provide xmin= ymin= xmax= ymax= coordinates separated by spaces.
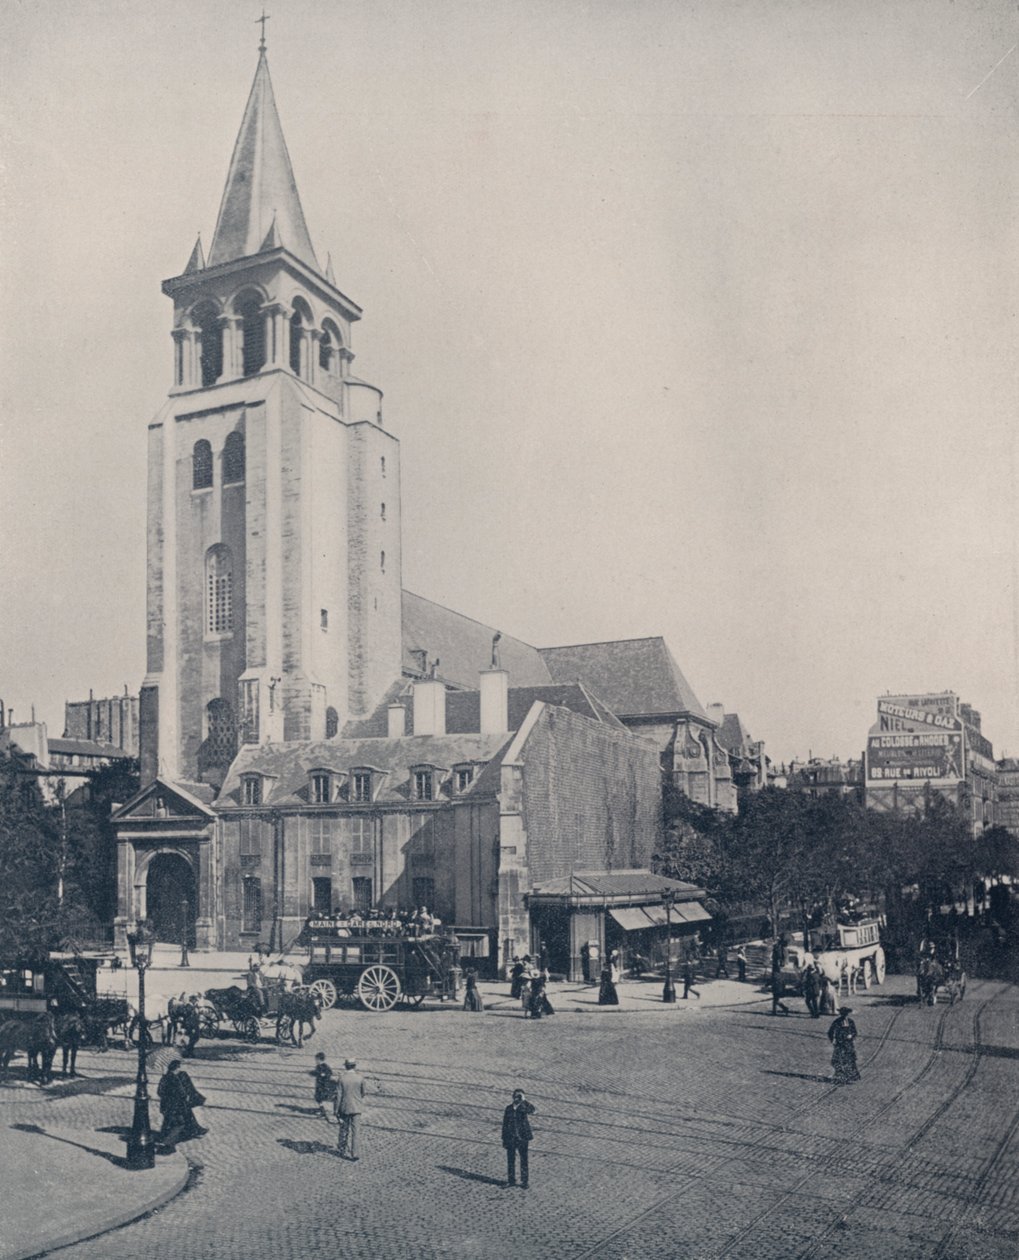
xmin=0 ymin=1120 xmax=189 ymax=1260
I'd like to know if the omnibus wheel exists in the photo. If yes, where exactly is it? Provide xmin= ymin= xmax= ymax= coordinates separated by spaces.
xmin=275 ymin=1014 xmax=294 ymax=1045
xmin=873 ymin=947 xmax=886 ymax=985
xmin=309 ymin=979 xmax=337 ymax=1011
xmin=357 ymin=965 xmax=401 ymax=1012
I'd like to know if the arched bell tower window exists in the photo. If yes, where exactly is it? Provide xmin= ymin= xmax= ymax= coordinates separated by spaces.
xmin=205 ymin=544 xmax=233 ymax=636
xmin=235 ymin=290 xmax=266 ymax=378
xmin=193 ymin=439 xmax=213 ymax=490
xmin=223 ymin=431 xmax=245 ymax=484
xmin=319 ymin=319 xmax=342 ymax=375
xmin=192 ymin=301 xmax=222 ymax=388
xmin=289 ymin=298 xmax=314 ymax=378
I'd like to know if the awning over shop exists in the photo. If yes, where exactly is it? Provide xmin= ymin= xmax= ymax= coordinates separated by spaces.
xmin=609 ymin=901 xmax=712 ymax=931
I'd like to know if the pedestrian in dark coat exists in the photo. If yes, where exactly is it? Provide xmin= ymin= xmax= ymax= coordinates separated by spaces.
xmin=715 ymin=948 xmax=729 ymax=979
xmin=334 ymin=1059 xmax=367 ymax=1159
xmin=311 ymin=1051 xmax=336 ymax=1114
xmin=157 ymin=1059 xmax=207 ymax=1151
xmin=502 ymin=1089 xmax=536 ymax=1187
xmin=463 ymin=970 xmax=485 ymax=1012
xmin=803 ymin=964 xmax=821 ymax=1018
xmin=736 ymin=947 xmax=747 ymax=983
xmin=509 ymin=957 xmax=524 ymax=999
xmin=597 ymin=966 xmax=619 ymax=1006
xmin=828 ymin=1007 xmax=861 ymax=1084
xmin=528 ymin=974 xmax=555 ymax=1018
xmin=57 ymin=1011 xmax=85 ymax=1077
xmin=770 ymin=970 xmax=790 ymax=1015
xmin=682 ymin=958 xmax=700 ymax=1000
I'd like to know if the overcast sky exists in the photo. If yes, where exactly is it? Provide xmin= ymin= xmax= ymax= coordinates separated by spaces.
xmin=1 ymin=0 xmax=1017 ymax=763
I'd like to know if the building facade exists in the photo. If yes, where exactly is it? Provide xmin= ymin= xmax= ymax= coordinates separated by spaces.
xmin=112 ymin=46 xmax=729 ymax=962
xmin=863 ymin=692 xmax=998 ymax=831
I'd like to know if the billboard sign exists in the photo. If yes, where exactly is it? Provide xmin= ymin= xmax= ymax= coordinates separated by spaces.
xmin=877 ymin=696 xmax=961 ymax=733
xmin=866 ymin=731 xmax=963 ymax=783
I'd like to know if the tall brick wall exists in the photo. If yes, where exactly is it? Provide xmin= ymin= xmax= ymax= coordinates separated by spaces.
xmin=519 ymin=706 xmax=663 ymax=886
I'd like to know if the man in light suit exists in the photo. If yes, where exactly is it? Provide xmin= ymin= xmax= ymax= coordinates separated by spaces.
xmin=334 ymin=1058 xmax=367 ymax=1160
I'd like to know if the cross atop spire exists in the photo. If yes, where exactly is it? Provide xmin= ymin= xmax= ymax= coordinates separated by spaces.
xmin=256 ymin=9 xmax=269 ymax=54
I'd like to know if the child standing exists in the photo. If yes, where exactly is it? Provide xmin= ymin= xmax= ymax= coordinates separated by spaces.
xmin=311 ymin=1051 xmax=336 ymax=1118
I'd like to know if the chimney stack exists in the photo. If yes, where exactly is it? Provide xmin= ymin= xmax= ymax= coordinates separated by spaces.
xmin=480 ymin=668 xmax=509 ymax=734
xmin=412 ymin=679 xmax=446 ymax=736
xmin=387 ymin=703 xmax=406 ymax=738
xmin=707 ymin=702 xmax=725 ymax=727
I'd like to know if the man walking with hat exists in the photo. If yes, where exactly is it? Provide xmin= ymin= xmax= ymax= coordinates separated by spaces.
xmin=502 ymin=1088 xmax=536 ymax=1188
xmin=334 ymin=1058 xmax=367 ymax=1160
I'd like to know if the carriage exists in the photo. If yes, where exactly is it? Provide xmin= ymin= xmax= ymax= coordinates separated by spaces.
xmin=776 ymin=916 xmax=887 ymax=996
xmin=201 ymin=978 xmax=320 ymax=1045
xmin=298 ymin=917 xmax=461 ymax=1012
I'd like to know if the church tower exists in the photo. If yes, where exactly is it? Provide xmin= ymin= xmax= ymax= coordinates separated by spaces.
xmin=140 ymin=45 xmax=403 ymax=787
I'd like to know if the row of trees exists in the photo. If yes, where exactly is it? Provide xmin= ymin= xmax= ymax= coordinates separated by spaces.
xmin=0 ymin=750 xmax=139 ymax=955
xmin=656 ymin=782 xmax=1019 ymax=946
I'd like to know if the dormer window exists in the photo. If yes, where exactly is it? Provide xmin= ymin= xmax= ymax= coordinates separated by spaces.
xmin=241 ymin=774 xmax=263 ymax=806
xmin=351 ymin=770 xmax=373 ymax=803
xmin=310 ymin=771 xmax=332 ymax=805
xmin=412 ymin=768 xmax=434 ymax=802
xmin=454 ymin=764 xmax=475 ymax=794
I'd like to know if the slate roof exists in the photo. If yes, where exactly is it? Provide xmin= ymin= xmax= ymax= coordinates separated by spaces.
xmin=343 ymin=682 xmax=627 ymax=738
xmin=401 ymin=591 xmax=551 ymax=689
xmin=217 ymin=733 xmax=512 ymax=807
xmin=539 ymin=638 xmax=708 ymax=721
xmin=48 ymin=737 xmax=131 ymax=760
xmin=530 ymin=871 xmax=706 ymax=901
xmin=716 ymin=713 xmax=752 ymax=755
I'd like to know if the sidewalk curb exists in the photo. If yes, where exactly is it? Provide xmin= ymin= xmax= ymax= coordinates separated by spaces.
xmin=3 ymin=1153 xmax=191 ymax=1260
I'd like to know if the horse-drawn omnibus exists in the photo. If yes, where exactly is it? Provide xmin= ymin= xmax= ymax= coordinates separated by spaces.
xmin=297 ymin=917 xmax=461 ymax=1012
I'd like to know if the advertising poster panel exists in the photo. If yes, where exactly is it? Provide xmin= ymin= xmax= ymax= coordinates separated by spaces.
xmin=866 ymin=730 xmax=963 ymax=783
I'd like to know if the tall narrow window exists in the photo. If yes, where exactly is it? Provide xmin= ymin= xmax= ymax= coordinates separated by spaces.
xmin=241 ymin=775 xmax=262 ymax=806
xmin=223 ymin=431 xmax=245 ymax=483
xmin=380 ymin=550 xmax=385 ymax=573
xmin=193 ymin=440 xmax=213 ymax=490
xmin=242 ymin=877 xmax=262 ymax=932
xmin=310 ymin=772 xmax=331 ymax=804
xmin=380 ymin=503 xmax=386 ymax=520
xmin=325 ymin=707 xmax=339 ymax=739
xmin=380 ymin=456 xmax=386 ymax=476
xmin=413 ymin=769 xmax=434 ymax=801
xmin=239 ymin=679 xmax=259 ymax=744
xmin=206 ymin=545 xmax=233 ymax=635
xmin=312 ymin=877 xmax=333 ymax=915
xmin=352 ymin=877 xmax=373 ymax=915
xmin=351 ymin=771 xmax=372 ymax=803
xmin=193 ymin=302 xmax=223 ymax=387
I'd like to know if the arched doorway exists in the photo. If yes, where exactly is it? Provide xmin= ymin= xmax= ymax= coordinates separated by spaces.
xmin=146 ymin=853 xmax=197 ymax=945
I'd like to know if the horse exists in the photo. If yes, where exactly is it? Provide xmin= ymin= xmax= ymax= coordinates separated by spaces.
xmin=0 ymin=1013 xmax=58 ymax=1084
xmin=276 ymin=987 xmax=321 ymax=1047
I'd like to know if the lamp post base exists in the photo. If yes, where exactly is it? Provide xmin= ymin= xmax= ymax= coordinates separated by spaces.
xmin=662 ymin=977 xmax=677 ymax=1004
xmin=126 ymin=1092 xmax=156 ymax=1170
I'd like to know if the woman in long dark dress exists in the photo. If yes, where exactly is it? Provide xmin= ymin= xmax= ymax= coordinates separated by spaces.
xmin=598 ymin=965 xmax=619 ymax=1006
xmin=509 ymin=958 xmax=524 ymax=1000
xmin=463 ymin=970 xmax=485 ymax=1012
xmin=157 ymin=1059 xmax=207 ymax=1150
xmin=827 ymin=1006 xmax=861 ymax=1085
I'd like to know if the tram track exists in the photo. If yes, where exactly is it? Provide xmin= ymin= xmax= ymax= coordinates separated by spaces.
xmin=566 ymin=995 xmax=915 ymax=1260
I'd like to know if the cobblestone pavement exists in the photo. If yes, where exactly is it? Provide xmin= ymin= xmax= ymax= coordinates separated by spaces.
xmin=16 ymin=976 xmax=1019 ymax=1260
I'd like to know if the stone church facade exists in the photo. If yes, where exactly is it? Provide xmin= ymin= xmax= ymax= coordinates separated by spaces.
xmin=113 ymin=47 xmax=724 ymax=970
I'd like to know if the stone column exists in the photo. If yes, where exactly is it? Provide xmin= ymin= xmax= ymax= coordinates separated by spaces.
xmin=262 ymin=303 xmax=287 ymax=369
xmin=219 ymin=315 xmax=243 ymax=381
xmin=307 ymin=329 xmax=322 ymax=386
xmin=195 ymin=835 xmax=215 ymax=950
xmin=171 ymin=328 xmax=187 ymax=388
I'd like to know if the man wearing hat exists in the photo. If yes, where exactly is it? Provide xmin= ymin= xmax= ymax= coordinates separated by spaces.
xmin=334 ymin=1058 xmax=367 ymax=1160
xmin=827 ymin=1006 xmax=860 ymax=1085
xmin=501 ymin=1088 xmax=536 ymax=1188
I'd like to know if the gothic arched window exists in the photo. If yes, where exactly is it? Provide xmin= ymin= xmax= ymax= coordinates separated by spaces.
xmin=205 ymin=544 xmax=233 ymax=636
xmin=193 ymin=440 xmax=213 ymax=490
xmin=325 ymin=706 xmax=339 ymax=739
xmin=223 ymin=431 xmax=245 ymax=484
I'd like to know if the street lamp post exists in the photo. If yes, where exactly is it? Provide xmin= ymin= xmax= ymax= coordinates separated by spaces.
xmin=179 ymin=898 xmax=190 ymax=968
xmin=125 ymin=921 xmax=156 ymax=1170
xmin=662 ymin=890 xmax=677 ymax=1003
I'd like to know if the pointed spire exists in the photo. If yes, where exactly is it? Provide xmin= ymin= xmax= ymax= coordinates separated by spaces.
xmin=207 ymin=53 xmax=318 ymax=271
xmin=184 ymin=233 xmax=206 ymax=274
xmin=325 ymin=252 xmax=336 ymax=285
